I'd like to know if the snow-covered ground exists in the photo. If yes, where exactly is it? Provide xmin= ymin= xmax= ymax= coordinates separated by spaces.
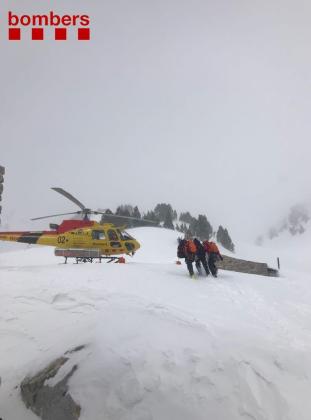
xmin=1 ymin=227 xmax=311 ymax=420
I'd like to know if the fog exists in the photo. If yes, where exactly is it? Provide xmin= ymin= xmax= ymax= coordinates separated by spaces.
xmin=1 ymin=0 xmax=310 ymax=240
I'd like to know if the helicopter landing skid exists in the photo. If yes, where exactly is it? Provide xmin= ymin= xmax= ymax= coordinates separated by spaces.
xmin=63 ymin=256 xmax=122 ymax=264
xmin=56 ymin=248 xmax=125 ymax=264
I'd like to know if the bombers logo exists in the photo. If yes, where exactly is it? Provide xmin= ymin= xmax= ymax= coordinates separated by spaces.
xmin=8 ymin=11 xmax=91 ymax=41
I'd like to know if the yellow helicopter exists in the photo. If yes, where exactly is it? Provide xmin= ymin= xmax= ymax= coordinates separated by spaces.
xmin=0 ymin=188 xmax=154 ymax=263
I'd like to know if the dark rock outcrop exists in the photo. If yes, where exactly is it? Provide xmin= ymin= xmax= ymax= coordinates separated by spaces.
xmin=218 ymin=255 xmax=278 ymax=277
xmin=21 ymin=356 xmax=81 ymax=420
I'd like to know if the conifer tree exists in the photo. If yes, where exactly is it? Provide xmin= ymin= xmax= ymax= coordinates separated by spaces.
xmin=133 ymin=206 xmax=141 ymax=219
xmin=196 ymin=215 xmax=213 ymax=240
xmin=116 ymin=205 xmax=132 ymax=217
xmin=154 ymin=203 xmax=175 ymax=222
xmin=143 ymin=211 xmax=160 ymax=225
xmin=216 ymin=225 xmax=235 ymax=252
xmin=163 ymin=209 xmax=175 ymax=230
xmin=179 ymin=211 xmax=193 ymax=224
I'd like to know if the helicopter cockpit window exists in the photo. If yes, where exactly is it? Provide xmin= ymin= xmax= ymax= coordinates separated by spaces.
xmin=108 ymin=229 xmax=119 ymax=241
xmin=92 ymin=230 xmax=105 ymax=240
xmin=118 ymin=230 xmax=134 ymax=241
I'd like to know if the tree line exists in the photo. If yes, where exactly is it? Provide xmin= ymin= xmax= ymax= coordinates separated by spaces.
xmin=101 ymin=203 xmax=235 ymax=252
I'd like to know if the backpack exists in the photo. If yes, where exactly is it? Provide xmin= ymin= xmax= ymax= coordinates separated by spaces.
xmin=186 ymin=240 xmax=197 ymax=254
xmin=204 ymin=241 xmax=219 ymax=254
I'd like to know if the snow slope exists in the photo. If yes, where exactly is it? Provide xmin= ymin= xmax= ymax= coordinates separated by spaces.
xmin=250 ymin=220 xmax=311 ymax=274
xmin=1 ymin=228 xmax=311 ymax=420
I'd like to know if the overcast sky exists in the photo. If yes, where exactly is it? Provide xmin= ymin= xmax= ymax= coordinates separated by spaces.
xmin=0 ymin=0 xmax=310 ymax=240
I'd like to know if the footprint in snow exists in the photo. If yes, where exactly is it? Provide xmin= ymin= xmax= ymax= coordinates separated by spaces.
xmin=52 ymin=293 xmax=76 ymax=304
xmin=115 ymin=375 xmax=145 ymax=408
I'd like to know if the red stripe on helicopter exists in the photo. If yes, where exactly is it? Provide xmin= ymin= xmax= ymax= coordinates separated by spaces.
xmin=57 ymin=220 xmax=94 ymax=233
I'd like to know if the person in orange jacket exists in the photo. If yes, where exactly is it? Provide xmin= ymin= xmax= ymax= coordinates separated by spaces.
xmin=184 ymin=238 xmax=197 ymax=277
xmin=177 ymin=237 xmax=197 ymax=277
xmin=203 ymin=240 xmax=223 ymax=277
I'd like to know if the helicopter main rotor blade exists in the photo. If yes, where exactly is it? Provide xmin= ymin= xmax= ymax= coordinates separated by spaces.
xmin=51 ymin=187 xmax=86 ymax=210
xmin=31 ymin=211 xmax=80 ymax=221
xmin=94 ymin=211 xmax=158 ymax=224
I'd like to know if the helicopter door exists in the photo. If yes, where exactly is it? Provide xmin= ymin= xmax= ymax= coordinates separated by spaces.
xmin=91 ymin=230 xmax=107 ymax=244
xmin=107 ymin=229 xmax=122 ymax=249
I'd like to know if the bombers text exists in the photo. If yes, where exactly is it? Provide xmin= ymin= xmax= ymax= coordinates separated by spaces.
xmin=8 ymin=11 xmax=90 ymax=27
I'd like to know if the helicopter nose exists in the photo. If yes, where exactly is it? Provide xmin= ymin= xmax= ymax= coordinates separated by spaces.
xmin=124 ymin=240 xmax=140 ymax=254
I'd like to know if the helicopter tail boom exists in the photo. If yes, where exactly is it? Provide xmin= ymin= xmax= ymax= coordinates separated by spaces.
xmin=0 ymin=230 xmax=58 ymax=246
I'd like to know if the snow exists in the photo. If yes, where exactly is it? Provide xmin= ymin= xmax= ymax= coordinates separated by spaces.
xmin=1 ymin=227 xmax=311 ymax=419
xmin=252 ymin=220 xmax=311 ymax=273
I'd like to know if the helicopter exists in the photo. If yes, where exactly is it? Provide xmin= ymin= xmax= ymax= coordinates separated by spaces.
xmin=0 ymin=188 xmax=155 ymax=263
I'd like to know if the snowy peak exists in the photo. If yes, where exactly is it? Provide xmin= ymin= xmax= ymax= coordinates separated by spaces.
xmin=256 ymin=203 xmax=311 ymax=247
xmin=269 ymin=204 xmax=310 ymax=239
